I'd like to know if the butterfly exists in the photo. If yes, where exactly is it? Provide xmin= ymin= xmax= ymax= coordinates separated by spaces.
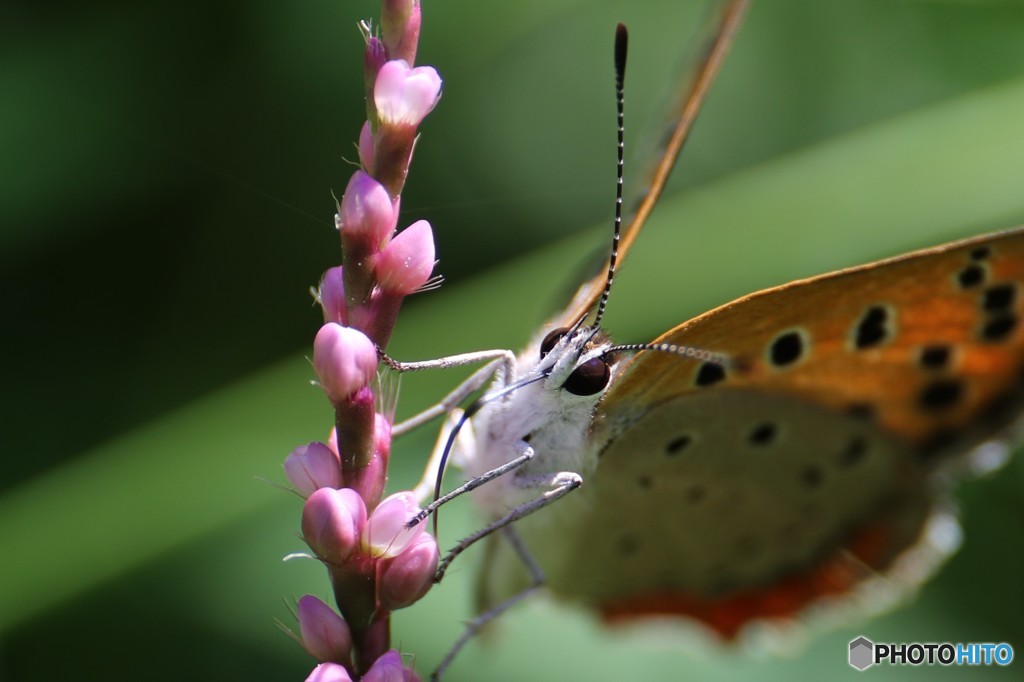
xmin=406 ymin=0 xmax=1024 ymax=674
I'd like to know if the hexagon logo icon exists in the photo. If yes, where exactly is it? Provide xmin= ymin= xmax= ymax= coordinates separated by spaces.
xmin=849 ymin=636 xmax=875 ymax=670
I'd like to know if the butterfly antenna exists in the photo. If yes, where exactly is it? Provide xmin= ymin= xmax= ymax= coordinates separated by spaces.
xmin=604 ymin=341 xmax=733 ymax=370
xmin=592 ymin=23 xmax=629 ymax=329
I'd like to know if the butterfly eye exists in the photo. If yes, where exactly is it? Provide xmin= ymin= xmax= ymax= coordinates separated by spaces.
xmin=540 ymin=327 xmax=570 ymax=358
xmin=563 ymin=357 xmax=611 ymax=396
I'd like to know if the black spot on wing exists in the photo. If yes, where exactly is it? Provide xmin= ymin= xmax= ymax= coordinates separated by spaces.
xmin=981 ymin=314 xmax=1018 ymax=342
xmin=748 ymin=423 xmax=777 ymax=446
xmin=918 ymin=344 xmax=952 ymax=370
xmin=982 ymin=283 xmax=1016 ymax=313
xmin=918 ymin=379 xmax=964 ymax=412
xmin=769 ymin=330 xmax=804 ymax=367
xmin=695 ymin=361 xmax=726 ymax=386
xmin=957 ymin=263 xmax=986 ymax=289
xmin=665 ymin=435 xmax=691 ymax=456
xmin=853 ymin=305 xmax=891 ymax=349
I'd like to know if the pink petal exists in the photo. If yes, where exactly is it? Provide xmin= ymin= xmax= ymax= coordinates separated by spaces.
xmin=362 ymin=491 xmax=425 ymax=558
xmin=376 ymin=220 xmax=435 ymax=295
xmin=374 ymin=60 xmax=441 ymax=128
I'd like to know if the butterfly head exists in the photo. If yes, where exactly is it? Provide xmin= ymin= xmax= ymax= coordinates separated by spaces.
xmin=535 ymin=324 xmax=617 ymax=398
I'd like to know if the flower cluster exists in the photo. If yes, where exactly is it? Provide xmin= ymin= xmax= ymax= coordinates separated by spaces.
xmin=282 ymin=1 xmax=443 ymax=679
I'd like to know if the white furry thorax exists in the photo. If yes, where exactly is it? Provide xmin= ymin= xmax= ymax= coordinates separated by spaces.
xmin=456 ymin=326 xmax=620 ymax=516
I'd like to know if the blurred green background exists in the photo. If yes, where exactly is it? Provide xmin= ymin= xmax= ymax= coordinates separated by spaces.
xmin=3 ymin=0 xmax=1024 ymax=679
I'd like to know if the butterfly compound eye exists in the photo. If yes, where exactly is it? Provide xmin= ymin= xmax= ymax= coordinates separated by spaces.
xmin=540 ymin=327 xmax=570 ymax=358
xmin=563 ymin=357 xmax=611 ymax=396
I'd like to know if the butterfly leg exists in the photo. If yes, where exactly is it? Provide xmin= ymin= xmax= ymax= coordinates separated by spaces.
xmin=384 ymin=349 xmax=517 ymax=436
xmin=434 ymin=469 xmax=582 ymax=583
xmin=409 ymin=440 xmax=536 ymax=525
xmin=431 ymin=526 xmax=545 ymax=682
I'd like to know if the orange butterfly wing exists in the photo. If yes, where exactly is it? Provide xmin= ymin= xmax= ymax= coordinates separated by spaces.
xmin=607 ymin=227 xmax=1024 ymax=450
xmin=521 ymin=228 xmax=1024 ymax=638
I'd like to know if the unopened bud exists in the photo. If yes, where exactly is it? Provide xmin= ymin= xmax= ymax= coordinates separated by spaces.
xmin=302 ymin=487 xmax=367 ymax=564
xmin=297 ymin=595 xmax=352 ymax=665
xmin=379 ymin=532 xmax=439 ymax=611
xmin=285 ymin=442 xmax=342 ymax=496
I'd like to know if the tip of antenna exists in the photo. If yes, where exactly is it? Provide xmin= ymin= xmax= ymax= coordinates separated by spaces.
xmin=615 ymin=24 xmax=628 ymax=79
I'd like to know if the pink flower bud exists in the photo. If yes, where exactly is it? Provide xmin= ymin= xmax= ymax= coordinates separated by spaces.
xmin=302 ymin=487 xmax=367 ymax=564
xmin=363 ymin=650 xmax=420 ymax=682
xmin=358 ymin=121 xmax=375 ymax=174
xmin=305 ymin=662 xmax=353 ymax=682
xmin=313 ymin=323 xmax=378 ymax=404
xmin=375 ymin=220 xmax=435 ymax=295
xmin=297 ymin=595 xmax=353 ymax=665
xmin=319 ymin=266 xmax=347 ymax=325
xmin=338 ymin=171 xmax=396 ymax=248
xmin=374 ymin=60 xmax=441 ymax=129
xmin=285 ymin=442 xmax=342 ymax=497
xmin=379 ymin=532 xmax=439 ymax=611
xmin=381 ymin=0 xmax=421 ymax=66
xmin=362 ymin=491 xmax=426 ymax=558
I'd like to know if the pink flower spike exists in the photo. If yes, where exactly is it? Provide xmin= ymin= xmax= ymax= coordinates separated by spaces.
xmin=313 ymin=323 xmax=378 ymax=405
xmin=338 ymin=171 xmax=396 ymax=248
xmin=362 ymin=491 xmax=426 ymax=558
xmin=297 ymin=595 xmax=353 ymax=665
xmin=376 ymin=220 xmax=435 ymax=295
xmin=305 ymin=662 xmax=353 ymax=682
xmin=285 ymin=442 xmax=342 ymax=497
xmin=374 ymin=60 xmax=441 ymax=128
xmin=319 ymin=266 xmax=347 ymax=325
xmin=363 ymin=650 xmax=420 ymax=682
xmin=379 ymin=532 xmax=439 ymax=611
xmin=358 ymin=121 xmax=375 ymax=173
xmin=302 ymin=487 xmax=367 ymax=564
